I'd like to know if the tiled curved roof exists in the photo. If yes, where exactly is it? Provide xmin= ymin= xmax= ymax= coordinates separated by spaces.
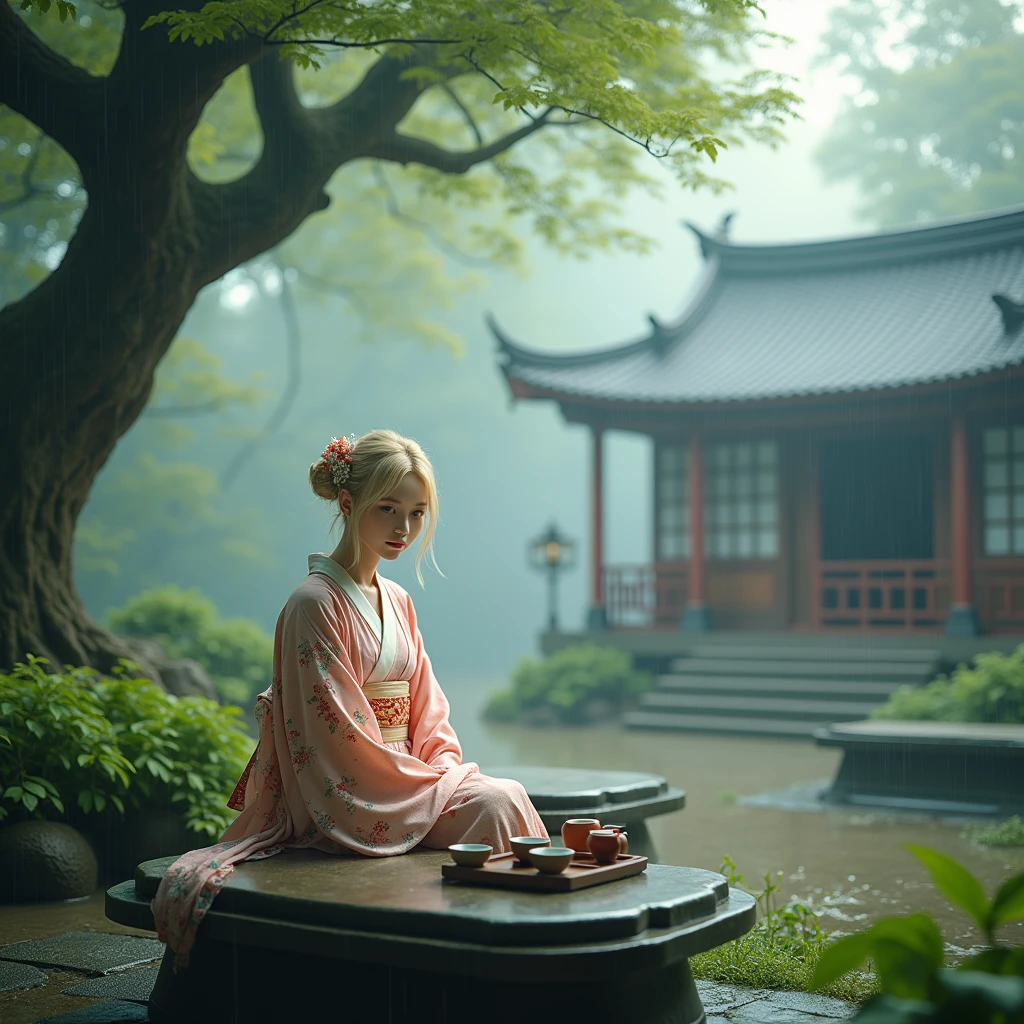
xmin=495 ymin=206 xmax=1024 ymax=405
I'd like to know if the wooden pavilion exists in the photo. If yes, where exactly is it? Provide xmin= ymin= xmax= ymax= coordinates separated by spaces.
xmin=494 ymin=206 xmax=1024 ymax=642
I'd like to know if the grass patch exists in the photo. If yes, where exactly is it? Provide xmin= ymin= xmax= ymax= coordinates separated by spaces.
xmin=689 ymin=857 xmax=880 ymax=1004
xmin=690 ymin=930 xmax=878 ymax=1003
xmin=962 ymin=815 xmax=1024 ymax=848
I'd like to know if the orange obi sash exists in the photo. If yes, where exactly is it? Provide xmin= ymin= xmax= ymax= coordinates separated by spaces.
xmin=363 ymin=680 xmax=411 ymax=743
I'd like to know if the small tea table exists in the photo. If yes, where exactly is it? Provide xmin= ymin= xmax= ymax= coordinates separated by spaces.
xmin=481 ymin=764 xmax=686 ymax=861
xmin=107 ymin=849 xmax=753 ymax=1024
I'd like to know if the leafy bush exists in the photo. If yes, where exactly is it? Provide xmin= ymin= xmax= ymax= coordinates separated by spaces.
xmin=483 ymin=644 xmax=650 ymax=725
xmin=0 ymin=656 xmax=251 ymax=837
xmin=107 ymin=585 xmax=273 ymax=706
xmin=811 ymin=845 xmax=1024 ymax=1023
xmin=872 ymin=646 xmax=1024 ymax=724
xmin=689 ymin=856 xmax=878 ymax=1004
xmin=0 ymin=656 xmax=134 ymax=822
xmin=963 ymin=816 xmax=1024 ymax=849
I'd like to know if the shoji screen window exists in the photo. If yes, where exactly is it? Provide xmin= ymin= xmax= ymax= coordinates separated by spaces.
xmin=656 ymin=444 xmax=690 ymax=560
xmin=706 ymin=441 xmax=779 ymax=559
xmin=983 ymin=426 xmax=1024 ymax=555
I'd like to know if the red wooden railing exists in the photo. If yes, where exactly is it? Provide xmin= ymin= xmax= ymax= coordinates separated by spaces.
xmin=603 ymin=562 xmax=688 ymax=629
xmin=976 ymin=560 xmax=1024 ymax=633
xmin=812 ymin=560 xmax=951 ymax=632
xmin=604 ymin=559 xmax=1024 ymax=633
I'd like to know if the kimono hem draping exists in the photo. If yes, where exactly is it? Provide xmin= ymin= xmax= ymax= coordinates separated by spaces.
xmin=151 ymin=554 xmax=546 ymax=970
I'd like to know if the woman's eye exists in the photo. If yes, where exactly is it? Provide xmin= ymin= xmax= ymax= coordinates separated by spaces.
xmin=412 ymin=510 xmax=425 ymax=518
xmin=380 ymin=505 xmax=394 ymax=514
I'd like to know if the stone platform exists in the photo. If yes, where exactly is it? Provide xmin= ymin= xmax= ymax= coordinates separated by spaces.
xmin=107 ymin=848 xmax=755 ymax=1024
xmin=816 ymin=720 xmax=1024 ymax=816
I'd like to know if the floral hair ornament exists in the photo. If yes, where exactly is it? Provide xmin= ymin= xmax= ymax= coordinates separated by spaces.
xmin=321 ymin=434 xmax=356 ymax=489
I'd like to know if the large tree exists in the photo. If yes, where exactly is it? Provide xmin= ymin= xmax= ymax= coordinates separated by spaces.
xmin=816 ymin=0 xmax=1024 ymax=225
xmin=0 ymin=0 xmax=796 ymax=681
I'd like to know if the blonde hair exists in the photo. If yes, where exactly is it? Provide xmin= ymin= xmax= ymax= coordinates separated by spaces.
xmin=309 ymin=429 xmax=440 ymax=585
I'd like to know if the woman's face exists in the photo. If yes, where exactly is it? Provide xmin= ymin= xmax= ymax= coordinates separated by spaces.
xmin=357 ymin=472 xmax=429 ymax=562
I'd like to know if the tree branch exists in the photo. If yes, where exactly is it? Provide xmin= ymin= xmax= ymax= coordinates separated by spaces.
xmin=0 ymin=1 xmax=105 ymax=163
xmin=193 ymin=47 xmax=444 ymax=284
xmin=375 ymin=108 xmax=554 ymax=173
xmin=442 ymin=83 xmax=484 ymax=146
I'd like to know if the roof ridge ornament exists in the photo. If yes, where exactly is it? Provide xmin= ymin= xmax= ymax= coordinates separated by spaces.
xmin=646 ymin=314 xmax=673 ymax=355
xmin=992 ymin=294 xmax=1024 ymax=336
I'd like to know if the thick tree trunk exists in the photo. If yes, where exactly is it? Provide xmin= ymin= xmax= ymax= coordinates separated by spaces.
xmin=0 ymin=4 xmax=257 ymax=679
xmin=0 ymin=181 xmax=206 ymax=678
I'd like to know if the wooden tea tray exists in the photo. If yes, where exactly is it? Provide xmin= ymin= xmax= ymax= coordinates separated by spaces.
xmin=441 ymin=851 xmax=648 ymax=892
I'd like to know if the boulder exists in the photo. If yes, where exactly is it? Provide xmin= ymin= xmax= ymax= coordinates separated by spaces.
xmin=122 ymin=637 xmax=218 ymax=701
xmin=0 ymin=821 xmax=99 ymax=903
xmin=158 ymin=658 xmax=218 ymax=702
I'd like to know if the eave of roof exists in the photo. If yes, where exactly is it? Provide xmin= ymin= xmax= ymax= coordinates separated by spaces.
xmin=492 ymin=204 xmax=1024 ymax=406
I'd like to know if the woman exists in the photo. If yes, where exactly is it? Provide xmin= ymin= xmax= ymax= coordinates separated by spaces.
xmin=152 ymin=429 xmax=547 ymax=969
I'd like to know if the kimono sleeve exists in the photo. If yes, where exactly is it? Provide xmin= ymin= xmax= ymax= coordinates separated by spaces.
xmin=403 ymin=590 xmax=462 ymax=771
xmin=276 ymin=594 xmax=466 ymax=855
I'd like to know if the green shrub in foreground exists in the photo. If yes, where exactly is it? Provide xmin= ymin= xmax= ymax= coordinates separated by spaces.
xmin=108 ymin=585 xmax=274 ymax=706
xmin=483 ymin=644 xmax=651 ymax=724
xmin=811 ymin=845 xmax=1024 ymax=1022
xmin=872 ymin=646 xmax=1024 ymax=724
xmin=0 ymin=656 xmax=251 ymax=837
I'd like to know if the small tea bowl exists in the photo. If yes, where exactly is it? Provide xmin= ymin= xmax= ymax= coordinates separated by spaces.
xmin=528 ymin=846 xmax=574 ymax=874
xmin=448 ymin=844 xmax=493 ymax=867
xmin=510 ymin=836 xmax=550 ymax=864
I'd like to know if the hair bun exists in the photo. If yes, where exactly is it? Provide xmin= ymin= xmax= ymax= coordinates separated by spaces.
xmin=309 ymin=460 xmax=339 ymax=499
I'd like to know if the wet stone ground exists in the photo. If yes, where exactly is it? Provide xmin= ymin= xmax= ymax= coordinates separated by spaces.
xmin=4 ymin=726 xmax=1022 ymax=1023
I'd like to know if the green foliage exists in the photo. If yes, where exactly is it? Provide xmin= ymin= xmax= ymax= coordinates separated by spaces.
xmin=872 ymin=646 xmax=1024 ymax=724
xmin=810 ymin=845 xmax=1024 ymax=1023
xmin=690 ymin=855 xmax=878 ymax=1003
xmin=816 ymin=0 xmax=1024 ymax=226
xmin=963 ymin=816 xmax=1024 ymax=850
xmin=0 ymin=656 xmax=134 ymax=823
xmin=0 ymin=657 xmax=251 ymax=836
xmin=483 ymin=643 xmax=650 ymax=724
xmin=3 ymin=0 xmax=799 ymax=314
xmin=107 ymin=585 xmax=274 ymax=707
xmin=90 ymin=667 xmax=254 ymax=837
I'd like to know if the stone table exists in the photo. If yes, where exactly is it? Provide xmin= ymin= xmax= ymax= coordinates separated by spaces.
xmin=107 ymin=849 xmax=754 ymax=1024
xmin=815 ymin=720 xmax=1024 ymax=816
xmin=482 ymin=764 xmax=686 ymax=861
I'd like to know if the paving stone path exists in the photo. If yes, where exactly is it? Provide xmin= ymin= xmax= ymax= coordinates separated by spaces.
xmin=0 ymin=929 xmax=857 ymax=1023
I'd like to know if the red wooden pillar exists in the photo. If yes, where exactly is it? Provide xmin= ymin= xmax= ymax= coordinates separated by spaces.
xmin=946 ymin=410 xmax=979 ymax=636
xmin=682 ymin=434 xmax=712 ymax=632
xmin=587 ymin=426 xmax=608 ymax=630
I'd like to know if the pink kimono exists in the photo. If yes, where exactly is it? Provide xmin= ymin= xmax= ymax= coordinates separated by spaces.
xmin=152 ymin=554 xmax=546 ymax=969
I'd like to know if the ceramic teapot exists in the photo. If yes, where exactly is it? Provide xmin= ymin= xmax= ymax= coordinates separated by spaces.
xmin=586 ymin=829 xmax=622 ymax=865
xmin=602 ymin=823 xmax=629 ymax=856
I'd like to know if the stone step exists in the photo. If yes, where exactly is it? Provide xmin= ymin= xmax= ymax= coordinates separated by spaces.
xmin=624 ymin=710 xmax=818 ymax=737
xmin=655 ymin=674 xmax=904 ymax=698
xmin=667 ymin=657 xmax=934 ymax=680
xmin=639 ymin=691 xmax=879 ymax=720
xmin=685 ymin=644 xmax=940 ymax=663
